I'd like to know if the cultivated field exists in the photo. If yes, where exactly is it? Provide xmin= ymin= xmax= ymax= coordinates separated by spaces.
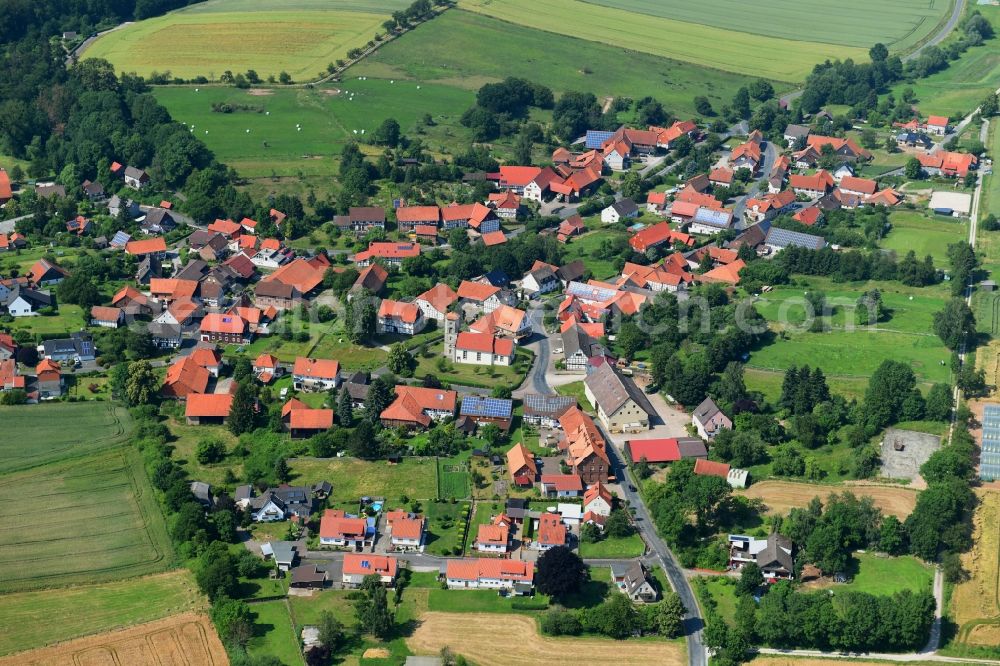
xmin=0 ymin=450 xmax=173 ymax=592
xmin=736 ymin=480 xmax=919 ymax=519
xmin=0 ymin=402 xmax=133 ymax=474
xmin=457 ymin=0 xmax=867 ymax=81
xmin=353 ymin=10 xmax=756 ymax=116
xmin=407 ymin=612 xmax=685 ymax=665
xmin=83 ymin=0 xmax=405 ymax=80
xmin=580 ymin=0 xmax=951 ymax=51
xmin=0 ymin=612 xmax=227 ymax=666
xmin=881 ymin=211 xmax=968 ymax=265
xmin=0 ymin=571 xmax=206 ymax=656
xmin=153 ymin=80 xmax=473 ymax=178
xmin=952 ymin=489 xmax=1000 ymax=643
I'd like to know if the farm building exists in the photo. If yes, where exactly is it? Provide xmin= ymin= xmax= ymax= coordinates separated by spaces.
xmin=624 ymin=437 xmax=708 ymax=464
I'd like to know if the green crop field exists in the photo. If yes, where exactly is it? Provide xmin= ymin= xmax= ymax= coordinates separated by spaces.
xmin=438 ymin=458 xmax=471 ymax=499
xmin=353 ymin=10 xmax=759 ymax=117
xmin=153 ymin=79 xmax=473 ymax=178
xmin=83 ymin=0 xmax=403 ymax=80
xmin=580 ymin=0 xmax=951 ymax=51
xmin=457 ymin=0 xmax=867 ymax=81
xmin=881 ymin=211 xmax=968 ymax=264
xmin=0 ymin=570 xmax=205 ymax=656
xmin=0 ymin=402 xmax=133 ymax=475
xmin=0 ymin=449 xmax=173 ymax=592
xmin=747 ymin=278 xmax=952 ymax=394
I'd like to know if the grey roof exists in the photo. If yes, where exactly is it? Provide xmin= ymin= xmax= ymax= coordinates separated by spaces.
xmin=557 ymin=260 xmax=586 ymax=283
xmin=611 ymin=199 xmax=639 ymax=216
xmin=506 ymin=497 xmax=527 ymax=519
xmin=291 ymin=564 xmax=326 ymax=585
xmin=345 ymin=381 xmax=370 ymax=402
xmin=756 ymin=533 xmax=793 ymax=573
xmin=256 ymin=281 xmax=295 ymax=299
xmin=142 ymin=208 xmax=175 ymax=231
xmin=82 ymin=180 xmax=105 ymax=196
xmin=35 ymin=183 xmax=66 ymax=199
xmin=677 ymin=437 xmax=709 ymax=459
xmin=235 ymin=484 xmax=253 ymax=502
xmin=190 ymin=481 xmax=212 ymax=503
xmin=584 ymin=363 xmax=655 ymax=419
xmin=349 ymin=206 xmax=385 ymax=223
xmin=148 ymin=322 xmax=182 ymax=340
xmin=527 ymin=265 xmax=559 ymax=286
xmin=730 ymin=221 xmax=771 ymax=249
xmin=42 ymin=331 xmax=93 ymax=357
xmin=765 ymin=227 xmax=826 ymax=250
xmin=693 ymin=397 xmax=721 ymax=424
xmin=784 ymin=124 xmax=810 ymax=139
xmin=313 ymin=480 xmax=332 ymax=495
xmin=523 ymin=393 xmax=576 ymax=418
xmin=562 ymin=324 xmax=604 ymax=361
xmin=614 ymin=561 xmax=654 ymax=597
xmin=268 ymin=540 xmax=297 ymax=564
xmin=124 ymin=166 xmax=147 ymax=180
xmin=6 ymin=286 xmax=51 ymax=308
xmin=175 ymin=260 xmax=209 ymax=282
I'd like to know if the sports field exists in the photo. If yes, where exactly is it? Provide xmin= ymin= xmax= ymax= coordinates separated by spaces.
xmin=0 ymin=402 xmax=133 ymax=475
xmin=83 ymin=0 xmax=410 ymax=80
xmin=153 ymin=80 xmax=473 ymax=178
xmin=737 ymin=480 xmax=919 ymax=519
xmin=580 ymin=0 xmax=951 ymax=51
xmin=881 ymin=211 xmax=968 ymax=264
xmin=0 ymin=571 xmax=206 ymax=657
xmin=457 ymin=0 xmax=867 ymax=81
xmin=0 ymin=450 xmax=173 ymax=592
xmin=353 ymin=10 xmax=757 ymax=116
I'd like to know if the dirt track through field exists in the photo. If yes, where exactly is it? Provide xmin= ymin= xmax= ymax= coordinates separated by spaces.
xmin=0 ymin=612 xmax=228 ymax=666
xmin=407 ymin=612 xmax=684 ymax=665
xmin=737 ymin=480 xmax=918 ymax=519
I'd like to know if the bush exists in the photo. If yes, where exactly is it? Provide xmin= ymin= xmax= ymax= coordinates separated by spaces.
xmin=540 ymin=608 xmax=582 ymax=634
xmin=196 ymin=437 xmax=227 ymax=464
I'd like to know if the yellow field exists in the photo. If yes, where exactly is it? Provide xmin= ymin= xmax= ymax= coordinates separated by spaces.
xmin=0 ymin=612 xmax=227 ymax=666
xmin=457 ymin=0 xmax=867 ymax=81
xmin=83 ymin=9 xmax=387 ymax=80
xmin=407 ymin=612 xmax=685 ymax=665
xmin=737 ymin=480 xmax=919 ymax=519
xmin=953 ymin=489 xmax=1000 ymax=644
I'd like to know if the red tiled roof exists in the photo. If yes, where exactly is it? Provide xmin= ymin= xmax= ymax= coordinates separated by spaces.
xmin=262 ymin=257 xmax=325 ymax=294
xmin=185 ymin=393 xmax=233 ymax=418
xmin=354 ymin=242 xmax=420 ymax=263
xmin=124 ymin=237 xmax=166 ymax=256
xmin=927 ymin=115 xmax=949 ymax=127
xmin=457 ymin=280 xmax=500 ymax=302
xmin=481 ymin=231 xmax=507 ymax=246
xmin=499 ymin=165 xmax=542 ymax=187
xmin=392 ymin=516 xmax=425 ymax=540
xmin=805 ymin=135 xmax=872 ymax=160
xmin=794 ymin=207 xmax=822 ymax=225
xmin=790 ymin=170 xmax=834 ymax=192
xmin=208 ymin=218 xmax=242 ymax=236
xmin=378 ymin=299 xmax=420 ymax=324
xmin=319 ymin=509 xmax=366 ymax=539
xmin=694 ymin=458 xmax=731 ymax=478
xmin=0 ymin=170 xmax=12 ymax=201
xmin=281 ymin=397 xmax=308 ymax=417
xmin=112 ymin=285 xmax=147 ymax=306
xmin=381 ymin=385 xmax=457 ymax=426
xmin=584 ymin=481 xmax=612 ymax=507
xmin=540 ymin=474 xmax=583 ymax=492
xmin=150 ymin=278 xmax=198 ymax=300
xmin=445 ymin=558 xmax=532 ymax=583
xmin=629 ymin=222 xmax=673 ymax=253
xmin=292 ymin=357 xmax=339 ymax=380
xmin=626 ymin=438 xmax=681 ymax=463
xmin=537 ymin=513 xmax=566 ymax=546
xmin=289 ymin=408 xmax=334 ymax=430
xmin=839 ymin=176 xmax=878 ymax=195
xmin=455 ymin=332 xmax=514 ymax=356
xmin=709 ymin=166 xmax=734 ymax=183
xmin=477 ymin=523 xmax=509 ymax=546
xmin=417 ymin=283 xmax=457 ymax=313
xmin=343 ymin=553 xmax=397 ymax=578
xmin=506 ymin=442 xmax=537 ymax=479
xmin=200 ymin=313 xmax=247 ymax=335
xmin=90 ymin=306 xmax=121 ymax=322
xmin=396 ymin=206 xmax=440 ymax=223
xmin=699 ymin=259 xmax=746 ymax=286
xmin=254 ymin=353 xmax=279 ymax=369
xmin=414 ymin=225 xmax=438 ymax=237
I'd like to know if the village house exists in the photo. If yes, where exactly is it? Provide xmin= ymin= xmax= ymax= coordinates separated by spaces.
xmin=456 ymin=280 xmax=505 ymax=314
xmin=687 ymin=207 xmax=734 ymax=235
xmin=0 ymin=359 xmax=24 ymax=393
xmin=585 ymin=363 xmax=654 ymax=433
xmin=468 ymin=304 xmax=530 ymax=339
xmin=506 ymin=441 xmax=537 ymax=487
xmin=925 ymin=115 xmax=949 ymax=136
xmin=730 ymin=133 xmax=763 ymax=173
xmin=395 ymin=205 xmax=440 ymax=232
xmin=125 ymin=237 xmax=167 ymax=260
xmin=253 ymin=353 xmax=282 ymax=384
xmin=354 ymin=241 xmax=420 ymax=268
xmin=453 ymin=331 xmax=515 ymax=366
xmin=41 ymin=331 xmax=95 ymax=362
xmin=245 ymin=485 xmax=315 ymax=522
xmin=36 ymin=359 xmax=62 ymax=398
xmin=141 ymin=208 xmax=175 ymax=235
xmin=334 ymin=206 xmax=386 ymax=234
xmin=184 ymin=393 xmax=233 ymax=425
xmin=783 ymin=124 xmax=810 ymax=146
xmin=611 ymin=562 xmax=658 ymax=603
xmin=917 ymin=151 xmax=978 ymax=178
xmin=522 ymin=393 xmax=576 ymax=428
xmin=561 ymin=323 xmax=606 ymax=371
xmin=583 ymin=482 xmax=613 ymax=518
xmin=260 ymin=255 xmax=329 ymax=300
xmin=319 ymin=509 xmax=372 ymax=549
xmin=789 ymin=170 xmax=835 ymax=198
xmin=764 ymin=227 xmax=827 ymax=254
xmin=523 ymin=167 xmax=562 ymax=202
xmin=459 ymin=396 xmax=514 ymax=431
xmin=198 ymin=313 xmax=249 ymax=345
xmin=377 ymin=299 xmax=426 ymax=336
xmin=534 ymin=512 xmax=568 ymax=551
xmin=29 ymin=259 xmax=69 ymax=287
xmin=744 ymin=190 xmax=796 ymax=223
xmin=389 ymin=514 xmax=426 ymax=552
xmin=475 ymin=520 xmax=510 ymax=554
xmin=342 ymin=554 xmax=398 ymax=587
xmin=380 ymin=385 xmax=457 ymax=429
xmin=519 ymin=263 xmax=561 ymax=299
xmin=415 ymin=283 xmax=457 ymax=322
xmin=729 ymin=533 xmax=794 ymax=581
xmin=560 ymin=406 xmax=611 ymax=485
xmin=162 ymin=356 xmax=210 ymax=398
xmin=488 ymin=191 xmax=521 ymax=219
xmin=601 ymin=198 xmax=639 ymax=224
xmin=444 ymin=559 xmax=533 ymax=594
xmin=540 ymin=474 xmax=584 ymax=498
xmin=88 ymin=305 xmax=123 ymax=329
xmin=692 ymin=397 xmax=731 ymax=439
xmin=292 ymin=357 xmax=340 ymax=392
xmin=4 ymin=286 xmax=52 ymax=316
xmin=123 ymin=166 xmax=149 ymax=189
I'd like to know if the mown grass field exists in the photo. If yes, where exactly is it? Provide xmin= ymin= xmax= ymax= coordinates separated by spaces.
xmin=288 ymin=456 xmax=439 ymax=501
xmin=352 ymin=9 xmax=758 ymax=117
xmin=881 ymin=210 xmax=968 ymax=264
xmin=0 ymin=570 xmax=205 ymax=657
xmin=154 ymin=79 xmax=473 ymax=178
xmin=819 ymin=553 xmax=933 ymax=595
xmin=84 ymin=0 xmax=408 ymax=80
xmin=747 ymin=278 xmax=952 ymax=395
xmin=0 ymin=449 xmax=174 ymax=592
xmin=457 ymin=0 xmax=867 ymax=81
xmin=0 ymin=402 xmax=133 ymax=475
xmin=578 ymin=533 xmax=646 ymax=559
xmin=580 ymin=0 xmax=951 ymax=51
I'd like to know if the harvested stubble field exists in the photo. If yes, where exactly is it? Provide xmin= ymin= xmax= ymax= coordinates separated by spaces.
xmin=407 ymin=612 xmax=685 ymax=665
xmin=736 ymin=480 xmax=919 ymax=519
xmin=0 ymin=449 xmax=173 ymax=592
xmin=0 ymin=402 xmax=133 ymax=475
xmin=457 ymin=0 xmax=865 ymax=81
xmin=83 ymin=0 xmax=401 ymax=80
xmin=0 ymin=612 xmax=227 ymax=666
xmin=952 ymin=489 xmax=1000 ymax=644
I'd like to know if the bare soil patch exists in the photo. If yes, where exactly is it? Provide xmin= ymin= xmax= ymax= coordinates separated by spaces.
xmin=322 ymin=88 xmax=341 ymax=95
xmin=362 ymin=647 xmax=391 ymax=658
xmin=737 ymin=480 xmax=918 ymax=519
xmin=967 ymin=622 xmax=1000 ymax=646
xmin=247 ymin=88 xmax=274 ymax=96
xmin=407 ymin=612 xmax=684 ymax=665
xmin=0 ymin=612 xmax=227 ymax=666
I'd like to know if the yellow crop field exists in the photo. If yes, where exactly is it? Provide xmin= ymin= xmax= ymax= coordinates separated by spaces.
xmin=952 ymin=489 xmax=1000 ymax=645
xmin=457 ymin=0 xmax=868 ymax=82
xmin=83 ymin=8 xmax=387 ymax=80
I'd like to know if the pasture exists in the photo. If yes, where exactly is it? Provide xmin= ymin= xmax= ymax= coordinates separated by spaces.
xmin=353 ymin=10 xmax=757 ymax=117
xmin=0 ymin=571 xmax=206 ymax=657
xmin=407 ymin=612 xmax=686 ymax=665
xmin=83 ymin=0 xmax=400 ymax=80
xmin=581 ymin=0 xmax=951 ymax=51
xmin=288 ymin=456 xmax=439 ymax=501
xmin=0 ymin=402 xmax=133 ymax=475
xmin=881 ymin=210 xmax=968 ymax=264
xmin=736 ymin=480 xmax=919 ymax=519
xmin=153 ymin=80 xmax=473 ymax=178
xmin=0 ymin=449 xmax=173 ymax=592
xmin=456 ymin=0 xmax=867 ymax=81
xmin=747 ymin=279 xmax=952 ymax=392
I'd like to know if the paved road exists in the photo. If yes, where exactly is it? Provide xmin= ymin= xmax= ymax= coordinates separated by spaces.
xmin=757 ymin=648 xmax=1000 ymax=665
xmin=67 ymin=22 xmax=132 ymax=64
xmin=513 ymin=307 xmax=553 ymax=397
xmin=731 ymin=141 xmax=778 ymax=226
xmin=778 ymin=0 xmax=967 ymax=108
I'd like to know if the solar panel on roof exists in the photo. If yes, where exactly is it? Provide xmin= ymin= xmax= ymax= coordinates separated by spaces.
xmin=585 ymin=130 xmax=614 ymax=150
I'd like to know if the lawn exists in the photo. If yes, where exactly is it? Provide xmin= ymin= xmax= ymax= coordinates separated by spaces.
xmin=166 ymin=418 xmax=241 ymax=487
xmin=288 ymin=456 xmax=439 ymax=501
xmin=0 ymin=402 xmax=133 ymax=475
xmin=579 ymin=0 xmax=951 ymax=51
xmin=748 ymin=278 xmax=953 ymax=393
xmin=555 ymin=380 xmax=588 ymax=407
xmin=83 ymin=0 xmax=406 ymax=80
xmin=456 ymin=0 xmax=867 ymax=82
xmin=699 ymin=576 xmax=739 ymax=625
xmin=578 ymin=533 xmax=646 ymax=559
xmin=352 ymin=9 xmax=758 ymax=117
xmin=412 ymin=347 xmax=533 ymax=390
xmin=830 ymin=553 xmax=934 ymax=596
xmin=426 ymin=588 xmax=549 ymax=613
xmin=6 ymin=304 xmax=88 ymax=338
xmin=424 ymin=500 xmax=472 ymax=556
xmin=246 ymin=599 xmax=303 ymax=666
xmin=881 ymin=210 xmax=968 ymax=264
xmin=0 ymin=570 xmax=206 ymax=657
xmin=437 ymin=457 xmax=471 ymax=500
xmin=226 ymin=318 xmax=389 ymax=369
xmin=0 ymin=449 xmax=174 ymax=592
xmin=153 ymin=78 xmax=474 ymax=179
xmin=562 ymin=229 xmax=629 ymax=280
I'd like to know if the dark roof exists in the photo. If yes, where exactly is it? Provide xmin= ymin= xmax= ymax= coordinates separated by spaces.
xmin=291 ymin=564 xmax=327 ymax=585
xmin=693 ymin=397 xmax=721 ymax=423
xmin=256 ymin=281 xmax=296 ymax=299
xmin=584 ymin=363 xmax=654 ymax=419
xmin=765 ymin=227 xmax=826 ymax=250
xmin=562 ymin=324 xmax=604 ymax=361
xmin=148 ymin=322 xmax=182 ymax=340
xmin=175 ymin=259 xmax=209 ymax=282
xmin=349 ymin=206 xmax=386 ymax=223
xmin=729 ymin=221 xmax=771 ymax=250
xmin=676 ymin=437 xmax=708 ymax=459
xmin=756 ymin=533 xmax=793 ymax=573
xmin=480 ymin=269 xmax=509 ymax=287
xmin=784 ymin=124 xmax=810 ymax=139
xmin=611 ymin=199 xmax=639 ymax=216
xmin=557 ymin=260 xmax=586 ymax=283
